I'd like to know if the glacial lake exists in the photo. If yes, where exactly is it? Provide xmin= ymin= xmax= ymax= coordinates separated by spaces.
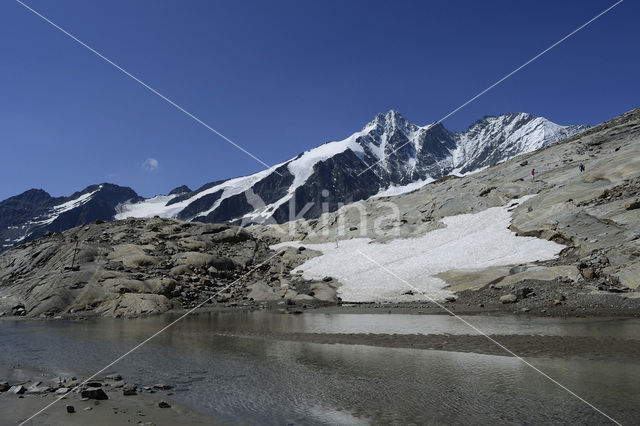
xmin=1 ymin=312 xmax=640 ymax=425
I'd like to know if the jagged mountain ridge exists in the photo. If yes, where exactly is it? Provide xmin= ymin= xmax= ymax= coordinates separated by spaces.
xmin=0 ymin=110 xmax=586 ymax=251
xmin=0 ymin=184 xmax=142 ymax=252
xmin=117 ymin=110 xmax=586 ymax=223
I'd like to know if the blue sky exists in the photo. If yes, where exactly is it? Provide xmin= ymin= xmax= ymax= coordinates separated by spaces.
xmin=1 ymin=0 xmax=637 ymax=200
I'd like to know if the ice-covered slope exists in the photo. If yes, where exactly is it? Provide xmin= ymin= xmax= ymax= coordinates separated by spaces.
xmin=452 ymin=113 xmax=589 ymax=175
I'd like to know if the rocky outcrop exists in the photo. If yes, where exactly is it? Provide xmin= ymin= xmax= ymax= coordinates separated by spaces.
xmin=0 ymin=217 xmax=336 ymax=318
xmin=254 ymin=107 xmax=640 ymax=302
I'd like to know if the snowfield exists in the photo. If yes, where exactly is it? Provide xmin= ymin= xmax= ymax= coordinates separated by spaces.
xmin=273 ymin=197 xmax=564 ymax=302
xmin=370 ymin=177 xmax=435 ymax=198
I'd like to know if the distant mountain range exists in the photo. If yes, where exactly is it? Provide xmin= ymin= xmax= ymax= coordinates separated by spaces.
xmin=0 ymin=110 xmax=587 ymax=252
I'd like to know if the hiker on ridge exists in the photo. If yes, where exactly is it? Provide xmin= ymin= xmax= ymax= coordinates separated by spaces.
xmin=531 ymin=168 xmax=535 ymax=181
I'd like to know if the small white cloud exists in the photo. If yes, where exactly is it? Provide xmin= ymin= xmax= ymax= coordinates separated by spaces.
xmin=142 ymin=157 xmax=159 ymax=172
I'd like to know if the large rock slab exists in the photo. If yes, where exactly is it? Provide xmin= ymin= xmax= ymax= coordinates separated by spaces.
xmin=94 ymin=293 xmax=174 ymax=317
xmin=437 ymin=264 xmax=581 ymax=292
xmin=247 ymin=281 xmax=283 ymax=301
xmin=108 ymin=244 xmax=158 ymax=267
xmin=615 ymin=264 xmax=640 ymax=290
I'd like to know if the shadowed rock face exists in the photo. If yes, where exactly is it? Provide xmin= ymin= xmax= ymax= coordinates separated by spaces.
xmin=0 ymin=217 xmax=335 ymax=318
xmin=0 ymin=184 xmax=142 ymax=253
xmin=168 ymin=185 xmax=192 ymax=196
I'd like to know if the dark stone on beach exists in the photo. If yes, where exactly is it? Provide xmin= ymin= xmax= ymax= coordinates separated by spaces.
xmin=104 ymin=373 xmax=122 ymax=381
xmin=153 ymin=384 xmax=172 ymax=390
xmin=12 ymin=304 xmax=26 ymax=316
xmin=84 ymin=382 xmax=102 ymax=387
xmin=9 ymin=385 xmax=26 ymax=394
xmin=0 ymin=381 xmax=9 ymax=392
xmin=445 ymin=296 xmax=457 ymax=302
xmin=322 ymin=276 xmax=332 ymax=282
xmin=81 ymin=387 xmax=108 ymax=400
xmin=123 ymin=384 xmax=137 ymax=396
xmin=158 ymin=401 xmax=171 ymax=408
xmin=66 ymin=405 xmax=75 ymax=413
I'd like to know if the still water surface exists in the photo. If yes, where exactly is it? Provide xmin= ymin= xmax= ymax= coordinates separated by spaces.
xmin=1 ymin=312 xmax=639 ymax=424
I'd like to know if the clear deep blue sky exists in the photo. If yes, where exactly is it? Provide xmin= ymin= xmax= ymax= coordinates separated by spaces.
xmin=1 ymin=0 xmax=638 ymax=200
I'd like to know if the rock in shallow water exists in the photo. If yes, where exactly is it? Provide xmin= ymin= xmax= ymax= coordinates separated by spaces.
xmin=8 ymin=385 xmax=26 ymax=394
xmin=122 ymin=384 xmax=137 ymax=396
xmin=81 ymin=387 xmax=108 ymax=400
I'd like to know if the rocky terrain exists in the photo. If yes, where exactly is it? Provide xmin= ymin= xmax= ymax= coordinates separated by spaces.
xmin=256 ymin=107 xmax=640 ymax=313
xmin=0 ymin=369 xmax=209 ymax=425
xmin=1 ymin=107 xmax=638 ymax=319
xmin=0 ymin=218 xmax=337 ymax=318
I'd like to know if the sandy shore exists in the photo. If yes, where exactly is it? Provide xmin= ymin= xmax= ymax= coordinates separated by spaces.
xmin=1 ymin=392 xmax=211 ymax=425
xmin=0 ymin=367 xmax=212 ymax=425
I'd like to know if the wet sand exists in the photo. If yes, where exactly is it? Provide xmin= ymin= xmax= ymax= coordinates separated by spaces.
xmin=0 ymin=390 xmax=210 ymax=425
xmin=209 ymin=330 xmax=640 ymax=363
xmin=0 ymin=366 xmax=212 ymax=425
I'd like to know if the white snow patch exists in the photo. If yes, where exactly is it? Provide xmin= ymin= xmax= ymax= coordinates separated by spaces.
xmin=115 ymin=194 xmax=182 ymax=219
xmin=29 ymin=187 xmax=102 ymax=226
xmin=116 ymin=166 xmax=281 ymax=220
xmin=273 ymin=197 xmax=564 ymax=303
xmin=370 ymin=178 xmax=435 ymax=198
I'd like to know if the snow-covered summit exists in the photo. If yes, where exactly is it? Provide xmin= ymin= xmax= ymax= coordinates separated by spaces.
xmin=0 ymin=109 xmax=587 ymax=251
xmin=116 ymin=110 xmax=586 ymax=224
xmin=451 ymin=112 xmax=588 ymax=174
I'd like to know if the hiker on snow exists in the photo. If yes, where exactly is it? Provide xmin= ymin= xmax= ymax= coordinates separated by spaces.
xmin=579 ymin=162 xmax=585 ymax=172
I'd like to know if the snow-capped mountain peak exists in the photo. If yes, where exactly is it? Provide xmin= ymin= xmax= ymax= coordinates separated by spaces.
xmin=452 ymin=112 xmax=588 ymax=174
xmin=112 ymin=110 xmax=585 ymax=226
xmin=0 ymin=110 xmax=587 ymax=251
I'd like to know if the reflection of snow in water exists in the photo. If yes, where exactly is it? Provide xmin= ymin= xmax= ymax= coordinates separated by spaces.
xmin=274 ymin=197 xmax=564 ymax=302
